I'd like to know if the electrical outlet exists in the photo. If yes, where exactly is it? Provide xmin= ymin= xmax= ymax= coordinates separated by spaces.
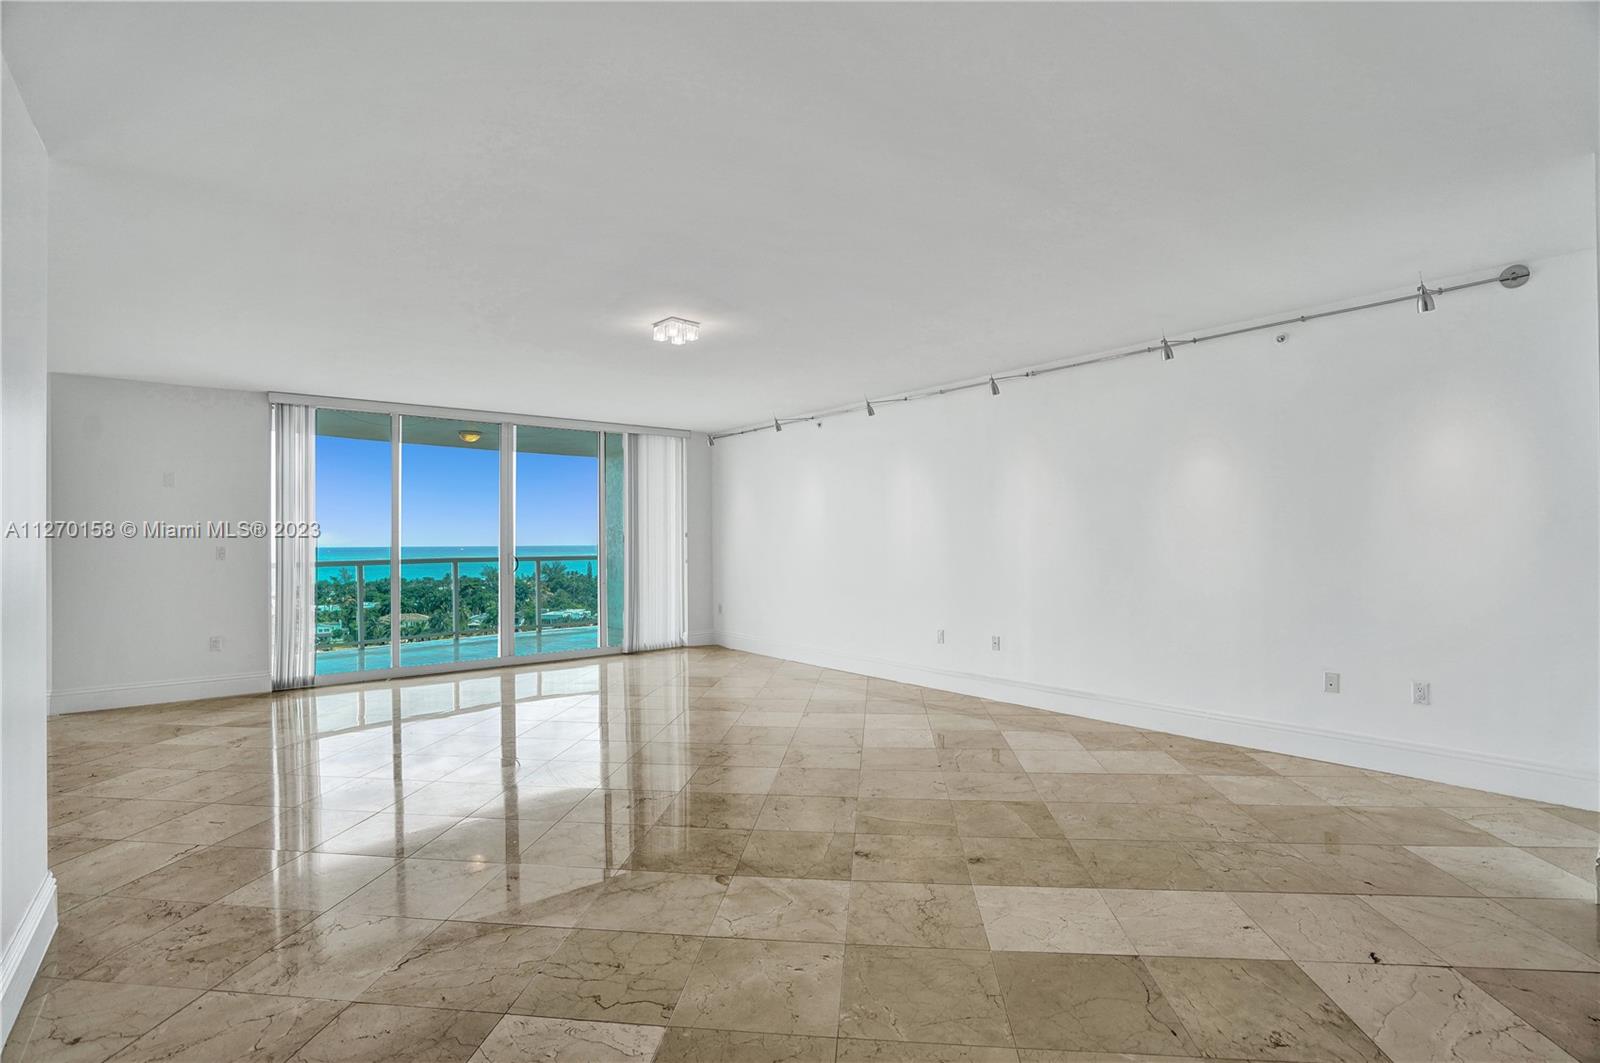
xmin=991 ymin=636 xmax=1001 ymax=651
xmin=215 ymin=546 xmax=227 ymax=561
xmin=208 ymin=636 xmax=224 ymax=653
xmin=1411 ymin=680 xmax=1430 ymax=706
xmin=936 ymin=629 xmax=945 ymax=644
xmin=162 ymin=471 xmax=175 ymax=488
xmin=1324 ymin=672 xmax=1340 ymax=693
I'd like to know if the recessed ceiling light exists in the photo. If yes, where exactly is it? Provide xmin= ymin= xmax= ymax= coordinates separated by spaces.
xmin=652 ymin=317 xmax=700 ymax=345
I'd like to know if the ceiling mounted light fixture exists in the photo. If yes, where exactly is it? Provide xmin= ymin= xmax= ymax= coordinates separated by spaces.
xmin=989 ymin=376 xmax=1001 ymax=396
xmin=1160 ymin=336 xmax=1176 ymax=361
xmin=457 ymin=429 xmax=483 ymax=443
xmin=652 ymin=317 xmax=701 ymax=345
xmin=865 ymin=398 xmax=876 ymax=417
xmin=1416 ymin=275 xmax=1439 ymax=314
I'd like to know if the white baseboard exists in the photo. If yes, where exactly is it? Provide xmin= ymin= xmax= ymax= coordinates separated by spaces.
xmin=686 ymin=629 xmax=718 ymax=647
xmin=1 ymin=873 xmax=56 ymax=1044
xmin=715 ymin=631 xmax=1599 ymax=811
xmin=49 ymin=671 xmax=271 ymax=715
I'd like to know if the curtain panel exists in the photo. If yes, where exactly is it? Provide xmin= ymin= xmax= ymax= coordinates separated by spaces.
xmin=624 ymin=433 xmax=687 ymax=652
xmin=270 ymin=403 xmax=316 ymax=688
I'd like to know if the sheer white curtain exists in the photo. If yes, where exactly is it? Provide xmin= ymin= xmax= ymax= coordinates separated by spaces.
xmin=625 ymin=433 xmax=686 ymax=652
xmin=271 ymin=403 xmax=316 ymax=689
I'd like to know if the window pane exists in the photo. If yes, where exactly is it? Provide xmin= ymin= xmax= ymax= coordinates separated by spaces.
xmin=398 ymin=416 xmax=501 ymax=667
xmin=314 ymin=409 xmax=392 ymax=676
xmin=513 ymin=426 xmax=599 ymax=656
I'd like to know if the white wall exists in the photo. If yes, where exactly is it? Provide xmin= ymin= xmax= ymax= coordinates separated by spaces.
xmin=713 ymin=249 xmax=1600 ymax=810
xmin=49 ymin=375 xmax=271 ymax=712
xmin=1 ymin=60 xmax=56 ymax=1040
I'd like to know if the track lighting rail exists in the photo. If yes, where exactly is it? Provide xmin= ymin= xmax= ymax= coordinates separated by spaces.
xmin=708 ymin=263 xmax=1531 ymax=445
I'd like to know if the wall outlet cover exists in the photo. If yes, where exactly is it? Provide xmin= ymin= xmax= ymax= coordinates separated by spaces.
xmin=1324 ymin=672 xmax=1340 ymax=693
xmin=1411 ymin=680 xmax=1431 ymax=706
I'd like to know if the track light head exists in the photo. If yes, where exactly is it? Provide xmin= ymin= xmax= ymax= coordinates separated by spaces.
xmin=708 ymin=435 xmax=715 ymax=447
xmin=1160 ymin=336 xmax=1176 ymax=362
xmin=1414 ymin=273 xmax=1440 ymax=312
xmin=989 ymin=376 xmax=1000 ymax=396
xmin=866 ymin=399 xmax=876 ymax=417
xmin=773 ymin=417 xmax=782 ymax=433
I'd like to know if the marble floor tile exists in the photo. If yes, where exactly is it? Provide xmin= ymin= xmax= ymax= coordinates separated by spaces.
xmin=837 ymin=1040 xmax=1020 ymax=1061
xmin=48 ymin=799 xmax=207 ymax=842
xmin=1302 ymin=962 xmax=1573 ymax=1062
xmin=16 ymin=647 xmax=1598 ymax=1063
xmin=2 ymin=978 xmax=203 ymax=1063
xmin=470 ymin=1014 xmax=666 ymax=1061
xmin=1362 ymin=895 xmax=1600 ymax=970
xmin=517 ymin=820 xmax=637 ymax=868
xmin=961 ymin=837 xmax=1092 ymax=887
xmin=1406 ymin=844 xmax=1596 ymax=899
xmin=951 ymin=801 xmax=1064 ymax=839
xmin=218 ymin=851 xmax=396 ymax=912
xmin=1350 ymin=896 xmax=1600 ymax=973
xmin=710 ymin=876 xmax=851 ymax=942
xmin=654 ymin=1027 xmax=838 ymax=1063
xmin=511 ymin=928 xmax=701 ymax=1024
xmin=110 ymin=989 xmax=346 ymax=1063
xmin=1101 ymin=889 xmax=1287 ymax=959
xmin=672 ymin=937 xmax=844 ymax=1037
xmin=83 ymin=903 xmax=317 ymax=989
xmin=846 ymin=881 xmax=988 ymax=949
xmin=575 ymin=870 xmax=730 ymax=934
xmin=973 ymin=886 xmax=1132 ymax=954
xmin=739 ymin=831 xmax=856 ymax=880
xmin=623 ymin=825 xmax=750 ymax=874
xmin=291 ymin=1001 xmax=497 ymax=1063
xmin=854 ymin=798 xmax=958 ymax=836
xmin=1201 ymin=775 xmax=1329 ymax=805
xmin=217 ymin=807 xmax=373 ymax=852
xmin=361 ymin=920 xmax=568 ymax=1012
xmin=449 ymin=863 xmax=611 ymax=926
xmin=756 ymin=795 xmax=858 ymax=833
xmin=1070 ymin=839 xmax=1219 ymax=891
xmin=658 ymin=790 xmax=766 ymax=830
xmin=39 ymin=895 xmax=206 ymax=979
xmin=1229 ymin=892 xmax=1443 ymax=965
xmin=338 ymin=857 xmax=505 ymax=918
xmin=410 ymin=816 xmax=554 ymax=861
xmin=850 ymin=835 xmax=971 ymax=883
xmin=1459 ymin=967 xmax=1600 ymax=1063
xmin=127 ymin=803 xmax=277 ymax=846
xmin=53 ymin=840 xmax=202 ymax=897
xmin=219 ymin=909 xmax=441 ymax=1000
xmin=839 ymin=946 xmax=1010 ymax=1046
xmin=311 ymin=812 xmax=465 ymax=859
xmin=1143 ymin=956 xmax=1384 ymax=1062
xmin=1494 ymin=898 xmax=1600 ymax=962
xmin=858 ymin=772 xmax=948 ymax=800
xmin=112 ymin=844 xmax=295 ymax=904
xmin=991 ymin=952 xmax=1194 ymax=1055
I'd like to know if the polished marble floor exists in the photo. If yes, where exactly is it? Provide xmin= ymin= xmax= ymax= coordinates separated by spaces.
xmin=8 ymin=647 xmax=1598 ymax=1062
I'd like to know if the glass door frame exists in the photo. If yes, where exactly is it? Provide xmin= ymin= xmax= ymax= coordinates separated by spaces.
xmin=286 ymin=392 xmax=681 ymax=686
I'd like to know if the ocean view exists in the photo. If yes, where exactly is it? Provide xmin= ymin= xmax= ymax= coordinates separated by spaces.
xmin=316 ymin=545 xmax=599 ymax=580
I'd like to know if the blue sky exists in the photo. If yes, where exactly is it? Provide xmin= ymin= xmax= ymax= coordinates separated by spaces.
xmin=316 ymin=436 xmax=598 ymax=548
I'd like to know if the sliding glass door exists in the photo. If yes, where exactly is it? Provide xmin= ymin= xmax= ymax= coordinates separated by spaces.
xmin=314 ymin=410 xmax=393 ymax=676
xmin=512 ymin=426 xmax=600 ymax=657
xmin=310 ymin=406 xmax=625 ymax=681
xmin=398 ymin=416 xmax=503 ymax=667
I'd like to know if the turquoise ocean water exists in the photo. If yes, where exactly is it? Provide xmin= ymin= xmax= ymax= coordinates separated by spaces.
xmin=316 ymin=545 xmax=597 ymax=580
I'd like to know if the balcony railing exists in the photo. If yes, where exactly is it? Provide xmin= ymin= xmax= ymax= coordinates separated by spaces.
xmin=314 ymin=554 xmax=598 ymax=659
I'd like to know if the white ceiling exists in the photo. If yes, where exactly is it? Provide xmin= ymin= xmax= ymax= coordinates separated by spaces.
xmin=5 ymin=2 xmax=1596 ymax=432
